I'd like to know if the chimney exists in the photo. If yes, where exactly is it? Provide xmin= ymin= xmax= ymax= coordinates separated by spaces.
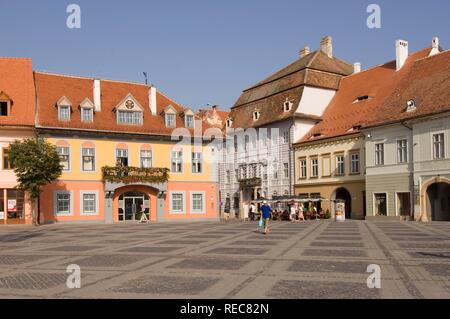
xmin=93 ymin=79 xmax=101 ymax=112
xmin=353 ymin=62 xmax=361 ymax=74
xmin=149 ymin=86 xmax=157 ymax=115
xmin=396 ymin=39 xmax=409 ymax=71
xmin=430 ymin=37 xmax=440 ymax=56
xmin=320 ymin=36 xmax=333 ymax=58
xmin=299 ymin=46 xmax=310 ymax=58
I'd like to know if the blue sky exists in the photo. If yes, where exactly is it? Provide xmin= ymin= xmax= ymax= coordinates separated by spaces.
xmin=1 ymin=0 xmax=449 ymax=109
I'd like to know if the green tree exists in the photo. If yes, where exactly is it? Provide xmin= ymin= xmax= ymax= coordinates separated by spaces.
xmin=8 ymin=138 xmax=62 ymax=225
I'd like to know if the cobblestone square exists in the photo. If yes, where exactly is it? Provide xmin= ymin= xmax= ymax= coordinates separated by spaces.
xmin=0 ymin=220 xmax=449 ymax=299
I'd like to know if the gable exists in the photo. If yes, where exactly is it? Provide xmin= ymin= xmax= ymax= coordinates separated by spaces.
xmin=115 ymin=93 xmax=144 ymax=112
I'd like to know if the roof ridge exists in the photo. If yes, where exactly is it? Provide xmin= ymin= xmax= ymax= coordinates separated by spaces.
xmin=0 ymin=57 xmax=32 ymax=61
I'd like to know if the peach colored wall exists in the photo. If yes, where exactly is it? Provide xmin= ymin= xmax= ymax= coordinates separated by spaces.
xmin=165 ymin=182 xmax=218 ymax=220
xmin=112 ymin=185 xmax=158 ymax=223
xmin=40 ymin=181 xmax=105 ymax=223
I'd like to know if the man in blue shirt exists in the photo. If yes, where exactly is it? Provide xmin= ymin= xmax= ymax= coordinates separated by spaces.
xmin=260 ymin=201 xmax=272 ymax=234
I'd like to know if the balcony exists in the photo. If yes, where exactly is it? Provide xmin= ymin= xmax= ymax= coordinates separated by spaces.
xmin=101 ymin=166 xmax=169 ymax=184
xmin=238 ymin=177 xmax=262 ymax=189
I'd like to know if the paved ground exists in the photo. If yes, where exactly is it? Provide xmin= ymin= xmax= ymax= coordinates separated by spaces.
xmin=0 ymin=220 xmax=449 ymax=299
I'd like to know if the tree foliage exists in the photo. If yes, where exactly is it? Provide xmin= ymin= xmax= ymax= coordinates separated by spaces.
xmin=8 ymin=138 xmax=62 ymax=199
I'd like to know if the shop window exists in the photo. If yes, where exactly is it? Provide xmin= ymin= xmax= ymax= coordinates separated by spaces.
xmin=374 ymin=193 xmax=387 ymax=216
xmin=6 ymin=189 xmax=24 ymax=220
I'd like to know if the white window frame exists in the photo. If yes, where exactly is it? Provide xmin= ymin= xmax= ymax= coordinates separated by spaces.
xmin=169 ymin=191 xmax=186 ymax=214
xmin=117 ymin=110 xmax=143 ymax=125
xmin=191 ymin=152 xmax=202 ymax=174
xmin=185 ymin=114 xmax=194 ymax=128
xmin=81 ymin=147 xmax=96 ymax=172
xmin=373 ymin=192 xmax=388 ymax=217
xmin=171 ymin=150 xmax=183 ymax=173
xmin=299 ymin=158 xmax=307 ymax=179
xmin=116 ymin=148 xmax=129 ymax=166
xmin=311 ymin=158 xmax=318 ymax=178
xmin=283 ymin=131 xmax=289 ymax=144
xmin=57 ymin=146 xmax=71 ymax=171
xmin=190 ymin=191 xmax=206 ymax=214
xmin=54 ymin=191 xmax=73 ymax=216
xmin=81 ymin=107 xmax=94 ymax=122
xmin=432 ymin=132 xmax=445 ymax=159
xmin=375 ymin=142 xmax=384 ymax=166
xmin=283 ymin=163 xmax=289 ymax=179
xmin=335 ymin=154 xmax=345 ymax=176
xmin=140 ymin=149 xmax=153 ymax=168
xmin=58 ymin=105 xmax=71 ymax=121
xmin=165 ymin=113 xmax=176 ymax=128
xmin=350 ymin=152 xmax=360 ymax=174
xmin=396 ymin=138 xmax=408 ymax=163
xmin=80 ymin=190 xmax=99 ymax=216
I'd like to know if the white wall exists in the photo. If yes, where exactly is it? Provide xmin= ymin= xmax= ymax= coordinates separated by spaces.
xmin=296 ymin=87 xmax=336 ymax=116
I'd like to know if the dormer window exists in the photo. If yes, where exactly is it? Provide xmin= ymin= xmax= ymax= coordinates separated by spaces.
xmin=185 ymin=114 xmax=194 ymax=128
xmin=79 ymin=98 xmax=95 ymax=123
xmin=0 ymin=92 xmax=11 ymax=116
xmin=56 ymin=96 xmax=72 ymax=121
xmin=114 ymin=94 xmax=144 ymax=126
xmin=406 ymin=100 xmax=416 ymax=112
xmin=165 ymin=113 xmax=175 ymax=127
xmin=283 ymin=100 xmax=293 ymax=112
xmin=253 ymin=111 xmax=260 ymax=121
xmin=59 ymin=105 xmax=71 ymax=121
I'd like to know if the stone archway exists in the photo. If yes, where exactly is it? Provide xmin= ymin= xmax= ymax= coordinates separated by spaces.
xmin=332 ymin=187 xmax=352 ymax=219
xmin=112 ymin=185 xmax=159 ymax=223
xmin=420 ymin=177 xmax=450 ymax=222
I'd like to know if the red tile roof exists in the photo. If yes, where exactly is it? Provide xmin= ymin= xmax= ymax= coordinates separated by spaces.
xmin=296 ymin=47 xmax=449 ymax=144
xmin=0 ymin=58 xmax=35 ymax=127
xmin=34 ymin=72 xmax=210 ymax=136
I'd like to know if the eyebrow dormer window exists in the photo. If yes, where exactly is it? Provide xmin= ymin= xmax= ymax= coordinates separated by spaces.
xmin=59 ymin=105 xmax=71 ymax=121
xmin=353 ymin=95 xmax=372 ymax=103
xmin=185 ymin=114 xmax=194 ymax=128
xmin=253 ymin=111 xmax=260 ymax=121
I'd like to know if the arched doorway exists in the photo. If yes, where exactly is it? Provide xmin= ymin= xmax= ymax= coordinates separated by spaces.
xmin=335 ymin=188 xmax=352 ymax=219
xmin=426 ymin=182 xmax=450 ymax=221
xmin=112 ymin=185 xmax=158 ymax=222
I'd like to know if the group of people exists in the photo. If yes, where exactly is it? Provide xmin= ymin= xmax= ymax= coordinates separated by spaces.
xmin=289 ymin=202 xmax=306 ymax=222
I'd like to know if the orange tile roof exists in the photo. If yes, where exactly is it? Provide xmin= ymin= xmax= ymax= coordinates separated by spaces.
xmin=34 ymin=72 xmax=211 ymax=136
xmin=0 ymin=58 xmax=35 ymax=127
xmin=296 ymin=47 xmax=446 ymax=144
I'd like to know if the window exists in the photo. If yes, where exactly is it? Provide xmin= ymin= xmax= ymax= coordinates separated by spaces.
xmin=374 ymin=193 xmax=387 ymax=216
xmin=311 ymin=158 xmax=318 ymax=177
xmin=116 ymin=148 xmax=128 ymax=166
xmin=375 ymin=143 xmax=384 ymax=166
xmin=235 ymin=169 xmax=239 ymax=181
xmin=185 ymin=114 xmax=194 ymax=128
xmin=165 ymin=113 xmax=176 ymax=127
xmin=192 ymin=152 xmax=202 ymax=173
xmin=351 ymin=153 xmax=360 ymax=174
xmin=335 ymin=154 xmax=345 ymax=175
xmin=299 ymin=158 xmax=307 ymax=179
xmin=58 ymin=105 xmax=71 ymax=121
xmin=433 ymin=133 xmax=445 ymax=159
xmin=253 ymin=111 xmax=260 ymax=121
xmin=283 ymin=131 xmax=289 ymax=144
xmin=81 ymin=108 xmax=93 ymax=122
xmin=2 ymin=148 xmax=13 ymax=170
xmin=284 ymin=101 xmax=292 ymax=112
xmin=117 ymin=110 xmax=143 ymax=125
xmin=283 ymin=163 xmax=289 ymax=178
xmin=82 ymin=148 xmax=95 ymax=171
xmin=56 ymin=192 xmax=71 ymax=215
xmin=233 ymin=135 xmax=238 ymax=152
xmin=244 ymin=135 xmax=249 ymax=151
xmin=57 ymin=147 xmax=70 ymax=171
xmin=397 ymin=139 xmax=408 ymax=163
xmin=0 ymin=101 xmax=8 ymax=116
xmin=191 ymin=193 xmax=205 ymax=214
xmin=171 ymin=151 xmax=183 ymax=173
xmin=170 ymin=193 xmax=184 ymax=214
xmin=140 ymin=150 xmax=152 ymax=168
xmin=82 ymin=193 xmax=97 ymax=215
xmin=273 ymin=164 xmax=278 ymax=179
xmin=226 ymin=118 xmax=233 ymax=128
xmin=226 ymin=170 xmax=231 ymax=183
xmin=262 ymin=165 xmax=268 ymax=180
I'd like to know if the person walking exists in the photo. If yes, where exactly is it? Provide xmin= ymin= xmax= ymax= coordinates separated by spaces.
xmin=260 ymin=201 xmax=272 ymax=235
xmin=290 ymin=203 xmax=297 ymax=222
xmin=249 ymin=202 xmax=256 ymax=221
xmin=298 ymin=204 xmax=305 ymax=222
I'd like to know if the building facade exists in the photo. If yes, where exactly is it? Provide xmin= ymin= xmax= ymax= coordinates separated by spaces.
xmin=219 ymin=36 xmax=353 ymax=217
xmin=32 ymin=71 xmax=219 ymax=224
xmin=0 ymin=58 xmax=35 ymax=225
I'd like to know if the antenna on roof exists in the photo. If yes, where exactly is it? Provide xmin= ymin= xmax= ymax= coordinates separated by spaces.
xmin=143 ymin=72 xmax=148 ymax=85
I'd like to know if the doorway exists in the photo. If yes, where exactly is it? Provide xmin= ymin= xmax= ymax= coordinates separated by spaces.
xmin=426 ymin=182 xmax=450 ymax=221
xmin=118 ymin=191 xmax=149 ymax=221
xmin=335 ymin=188 xmax=352 ymax=219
